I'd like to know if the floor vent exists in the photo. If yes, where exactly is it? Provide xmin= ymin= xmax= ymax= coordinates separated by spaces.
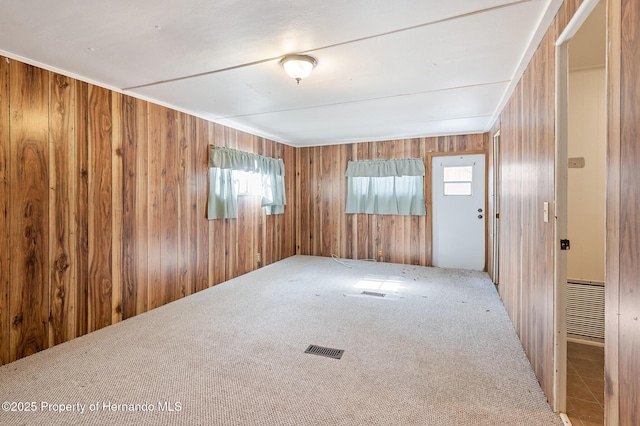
xmin=304 ymin=344 xmax=344 ymax=359
xmin=361 ymin=291 xmax=386 ymax=297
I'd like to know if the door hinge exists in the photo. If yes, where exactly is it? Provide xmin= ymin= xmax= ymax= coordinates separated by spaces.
xmin=560 ymin=239 xmax=571 ymax=250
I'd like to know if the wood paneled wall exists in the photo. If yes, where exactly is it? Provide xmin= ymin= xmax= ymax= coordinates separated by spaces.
xmin=296 ymin=135 xmax=487 ymax=265
xmin=0 ymin=57 xmax=296 ymax=366
xmin=493 ymin=0 xmax=584 ymax=409
xmin=606 ymin=0 xmax=640 ymax=424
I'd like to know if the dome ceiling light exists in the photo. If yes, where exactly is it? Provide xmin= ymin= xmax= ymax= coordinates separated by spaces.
xmin=280 ymin=54 xmax=317 ymax=84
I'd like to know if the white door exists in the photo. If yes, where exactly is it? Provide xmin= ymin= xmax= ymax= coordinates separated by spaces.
xmin=432 ymin=154 xmax=485 ymax=270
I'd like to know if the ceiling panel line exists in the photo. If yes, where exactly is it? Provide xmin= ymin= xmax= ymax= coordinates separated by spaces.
xmin=215 ymin=80 xmax=510 ymax=120
xmin=122 ymin=0 xmax=533 ymax=92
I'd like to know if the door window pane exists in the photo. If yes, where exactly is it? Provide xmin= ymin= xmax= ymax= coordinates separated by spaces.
xmin=444 ymin=182 xmax=472 ymax=196
xmin=443 ymin=166 xmax=472 ymax=182
xmin=443 ymin=165 xmax=472 ymax=196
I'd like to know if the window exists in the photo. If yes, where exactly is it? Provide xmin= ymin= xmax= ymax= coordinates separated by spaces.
xmin=443 ymin=166 xmax=472 ymax=196
xmin=233 ymin=170 xmax=263 ymax=196
xmin=207 ymin=146 xmax=286 ymax=219
xmin=345 ymin=158 xmax=426 ymax=216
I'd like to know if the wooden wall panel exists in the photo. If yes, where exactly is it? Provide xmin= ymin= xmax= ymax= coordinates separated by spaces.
xmin=160 ymin=108 xmax=178 ymax=306
xmin=0 ymin=56 xmax=9 ymax=365
xmin=75 ymin=81 xmax=89 ymax=337
xmin=147 ymin=103 xmax=163 ymax=310
xmin=296 ymin=135 xmax=486 ymax=265
xmin=196 ymin=121 xmax=212 ymax=290
xmin=0 ymin=57 xmax=295 ymax=366
xmin=8 ymin=61 xmax=50 ymax=361
xmin=177 ymin=113 xmax=195 ymax=298
xmin=48 ymin=73 xmax=76 ymax=346
xmin=611 ymin=1 xmax=640 ymax=424
xmin=523 ymin=30 xmax=555 ymax=398
xmin=122 ymin=95 xmax=137 ymax=319
xmin=110 ymin=92 xmax=123 ymax=325
xmin=498 ymin=89 xmax=522 ymax=335
xmin=87 ymin=85 xmax=113 ymax=333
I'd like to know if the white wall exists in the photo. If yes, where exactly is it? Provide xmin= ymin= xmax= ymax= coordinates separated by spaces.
xmin=567 ymin=67 xmax=606 ymax=282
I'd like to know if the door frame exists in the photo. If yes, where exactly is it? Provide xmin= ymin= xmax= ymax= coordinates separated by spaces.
xmin=492 ymin=131 xmax=501 ymax=284
xmin=427 ymin=150 xmax=488 ymax=270
xmin=554 ymin=0 xmax=603 ymax=414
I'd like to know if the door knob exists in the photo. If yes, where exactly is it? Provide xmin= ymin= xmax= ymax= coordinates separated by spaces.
xmin=478 ymin=214 xmax=483 ymax=219
xmin=478 ymin=208 xmax=483 ymax=213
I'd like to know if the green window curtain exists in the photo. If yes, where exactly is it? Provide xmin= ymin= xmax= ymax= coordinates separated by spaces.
xmin=259 ymin=156 xmax=286 ymax=215
xmin=208 ymin=146 xmax=286 ymax=219
xmin=345 ymin=158 xmax=426 ymax=216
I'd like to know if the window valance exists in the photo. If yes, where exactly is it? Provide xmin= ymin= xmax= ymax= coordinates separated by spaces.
xmin=345 ymin=158 xmax=425 ymax=177
xmin=208 ymin=145 xmax=285 ymax=176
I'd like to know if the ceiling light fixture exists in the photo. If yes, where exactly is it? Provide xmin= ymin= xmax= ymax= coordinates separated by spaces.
xmin=280 ymin=54 xmax=317 ymax=84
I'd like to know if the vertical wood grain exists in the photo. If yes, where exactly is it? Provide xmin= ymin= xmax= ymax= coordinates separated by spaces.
xmin=74 ymin=81 xmax=89 ymax=337
xmin=48 ymin=73 xmax=76 ymax=346
xmin=87 ymin=85 xmax=113 ymax=332
xmin=605 ymin=0 xmax=621 ymax=423
xmin=0 ymin=57 xmax=9 ymax=365
xmin=147 ymin=103 xmax=162 ymax=310
xmin=177 ymin=113 xmax=194 ymax=298
xmin=160 ymin=108 xmax=178 ymax=305
xmin=8 ymin=61 xmax=49 ymax=361
xmin=134 ymin=98 xmax=149 ymax=316
xmin=122 ymin=95 xmax=137 ymax=319
xmin=111 ymin=93 xmax=123 ymax=325
xmin=195 ymin=120 xmax=210 ymax=291
xmin=522 ymin=30 xmax=556 ymax=399
xmin=618 ymin=1 xmax=640 ymax=424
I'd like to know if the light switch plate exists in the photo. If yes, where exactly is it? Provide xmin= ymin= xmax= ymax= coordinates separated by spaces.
xmin=543 ymin=202 xmax=549 ymax=223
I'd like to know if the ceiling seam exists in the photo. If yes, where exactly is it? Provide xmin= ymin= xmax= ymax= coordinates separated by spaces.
xmin=215 ymin=80 xmax=510 ymax=120
xmin=122 ymin=0 xmax=533 ymax=91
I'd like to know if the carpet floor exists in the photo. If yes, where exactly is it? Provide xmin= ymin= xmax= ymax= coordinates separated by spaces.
xmin=0 ymin=255 xmax=563 ymax=425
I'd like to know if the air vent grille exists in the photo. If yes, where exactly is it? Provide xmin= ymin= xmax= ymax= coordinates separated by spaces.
xmin=361 ymin=291 xmax=386 ymax=297
xmin=304 ymin=344 xmax=344 ymax=359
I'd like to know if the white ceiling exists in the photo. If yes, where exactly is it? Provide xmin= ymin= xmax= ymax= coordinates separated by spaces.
xmin=0 ymin=0 xmax=558 ymax=147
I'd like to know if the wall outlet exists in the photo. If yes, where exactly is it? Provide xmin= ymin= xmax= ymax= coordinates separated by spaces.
xmin=256 ymin=252 xmax=261 ymax=263
xmin=377 ymin=248 xmax=383 ymax=257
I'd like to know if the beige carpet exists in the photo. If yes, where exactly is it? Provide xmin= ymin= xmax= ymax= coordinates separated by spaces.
xmin=0 ymin=255 xmax=562 ymax=425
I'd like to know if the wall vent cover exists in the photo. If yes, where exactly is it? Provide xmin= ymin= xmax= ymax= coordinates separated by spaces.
xmin=304 ymin=344 xmax=344 ymax=359
xmin=361 ymin=291 xmax=386 ymax=297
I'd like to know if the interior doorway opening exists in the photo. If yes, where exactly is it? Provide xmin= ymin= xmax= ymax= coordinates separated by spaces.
xmin=555 ymin=0 xmax=606 ymax=424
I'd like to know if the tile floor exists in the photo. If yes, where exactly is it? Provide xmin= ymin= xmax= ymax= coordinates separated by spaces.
xmin=566 ymin=341 xmax=605 ymax=426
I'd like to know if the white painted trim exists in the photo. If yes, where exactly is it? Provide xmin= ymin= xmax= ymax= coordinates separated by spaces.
xmin=492 ymin=130 xmax=501 ymax=285
xmin=486 ymin=0 xmax=564 ymax=131
xmin=556 ymin=0 xmax=601 ymax=46
xmin=554 ymin=40 xmax=569 ymax=415
xmin=560 ymin=412 xmax=573 ymax=425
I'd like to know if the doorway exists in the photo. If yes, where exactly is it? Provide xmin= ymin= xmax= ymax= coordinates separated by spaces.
xmin=431 ymin=154 xmax=486 ymax=271
xmin=555 ymin=0 xmax=606 ymax=423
